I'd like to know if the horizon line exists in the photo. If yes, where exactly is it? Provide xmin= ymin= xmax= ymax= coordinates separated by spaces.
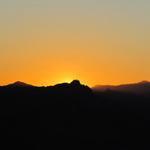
xmin=0 ymin=80 xmax=150 ymax=88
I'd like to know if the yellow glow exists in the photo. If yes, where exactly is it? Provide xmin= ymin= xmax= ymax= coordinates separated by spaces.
xmin=0 ymin=1 xmax=150 ymax=86
xmin=52 ymin=71 xmax=78 ymax=85
xmin=57 ymin=77 xmax=73 ymax=84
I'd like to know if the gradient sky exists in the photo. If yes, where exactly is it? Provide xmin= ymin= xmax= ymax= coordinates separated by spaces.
xmin=0 ymin=0 xmax=150 ymax=86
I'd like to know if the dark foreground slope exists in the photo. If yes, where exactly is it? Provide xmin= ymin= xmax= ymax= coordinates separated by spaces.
xmin=0 ymin=80 xmax=150 ymax=149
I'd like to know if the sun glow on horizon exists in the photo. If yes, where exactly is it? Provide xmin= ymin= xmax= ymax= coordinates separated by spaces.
xmin=46 ymin=72 xmax=88 ymax=86
xmin=0 ymin=0 xmax=150 ymax=86
xmin=57 ymin=77 xmax=74 ymax=84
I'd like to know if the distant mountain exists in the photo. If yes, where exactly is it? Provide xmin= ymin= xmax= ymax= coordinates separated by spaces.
xmin=93 ymin=81 xmax=150 ymax=95
xmin=4 ymin=81 xmax=34 ymax=88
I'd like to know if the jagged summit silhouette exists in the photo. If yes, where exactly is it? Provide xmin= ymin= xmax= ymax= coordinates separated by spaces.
xmin=70 ymin=80 xmax=81 ymax=85
xmin=54 ymin=80 xmax=82 ymax=87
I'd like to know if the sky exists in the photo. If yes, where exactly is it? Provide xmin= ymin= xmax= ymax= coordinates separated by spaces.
xmin=0 ymin=0 xmax=150 ymax=86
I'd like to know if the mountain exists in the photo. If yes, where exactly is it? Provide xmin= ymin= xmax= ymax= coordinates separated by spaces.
xmin=1 ymin=80 xmax=92 ymax=95
xmin=53 ymin=80 xmax=82 ymax=88
xmin=93 ymin=81 xmax=150 ymax=95
xmin=4 ymin=81 xmax=34 ymax=88
xmin=0 ymin=80 xmax=150 ymax=149
xmin=45 ymin=80 xmax=93 ymax=98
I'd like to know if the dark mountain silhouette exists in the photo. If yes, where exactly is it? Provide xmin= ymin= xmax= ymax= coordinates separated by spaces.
xmin=93 ymin=81 xmax=150 ymax=96
xmin=4 ymin=81 xmax=34 ymax=88
xmin=52 ymin=80 xmax=92 ymax=95
xmin=0 ymin=80 xmax=150 ymax=149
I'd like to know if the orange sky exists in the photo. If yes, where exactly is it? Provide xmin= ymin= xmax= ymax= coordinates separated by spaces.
xmin=0 ymin=0 xmax=150 ymax=87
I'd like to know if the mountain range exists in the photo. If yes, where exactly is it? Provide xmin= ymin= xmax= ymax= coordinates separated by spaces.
xmin=93 ymin=81 xmax=150 ymax=96
xmin=0 ymin=80 xmax=150 ymax=149
xmin=2 ymin=80 xmax=150 ymax=96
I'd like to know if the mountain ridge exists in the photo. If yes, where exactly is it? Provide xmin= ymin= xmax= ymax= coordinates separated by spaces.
xmin=4 ymin=81 xmax=34 ymax=88
xmin=1 ymin=80 xmax=150 ymax=96
xmin=93 ymin=80 xmax=150 ymax=95
xmin=1 ymin=80 xmax=87 ymax=88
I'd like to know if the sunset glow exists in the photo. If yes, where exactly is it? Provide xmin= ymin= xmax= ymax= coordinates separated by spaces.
xmin=0 ymin=0 xmax=150 ymax=86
